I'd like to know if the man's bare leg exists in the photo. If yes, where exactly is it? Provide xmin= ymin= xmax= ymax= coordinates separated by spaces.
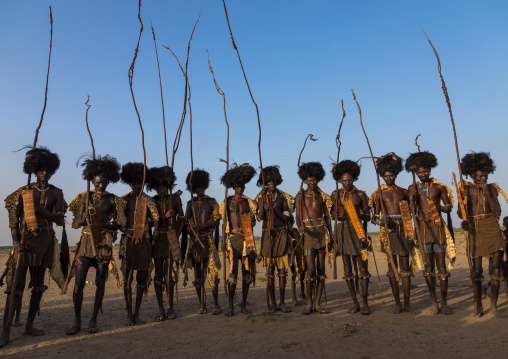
xmin=400 ymin=256 xmax=412 ymax=313
xmin=488 ymin=251 xmax=506 ymax=317
xmin=424 ymin=252 xmax=440 ymax=314
xmin=388 ymin=255 xmax=402 ymax=314
xmin=133 ymin=270 xmax=147 ymax=325
xmin=13 ymin=293 xmax=23 ymax=327
xmin=436 ymin=252 xmax=452 ymax=314
xmin=211 ymin=278 xmax=222 ymax=315
xmin=278 ymin=268 xmax=291 ymax=312
xmin=241 ymin=265 xmax=252 ymax=315
xmin=88 ymin=263 xmax=107 ymax=334
xmin=23 ymin=267 xmax=46 ymax=336
xmin=359 ymin=258 xmax=370 ymax=315
xmin=267 ymin=266 xmax=277 ymax=311
xmin=66 ymin=263 xmax=88 ymax=335
xmin=153 ymin=258 xmax=166 ymax=321
xmin=124 ymin=270 xmax=135 ymax=326
xmin=303 ymin=252 xmax=315 ymax=315
xmin=314 ymin=252 xmax=328 ymax=314
xmin=343 ymin=254 xmax=360 ymax=313
xmin=166 ymin=256 xmax=176 ymax=320
xmin=225 ymin=257 xmax=239 ymax=317
xmin=472 ymin=256 xmax=484 ymax=317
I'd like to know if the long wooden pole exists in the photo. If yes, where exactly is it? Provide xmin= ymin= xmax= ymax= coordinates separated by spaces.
xmin=352 ymin=89 xmax=399 ymax=282
xmin=7 ymin=6 xmax=53 ymax=328
xmin=420 ymin=26 xmax=477 ymax=305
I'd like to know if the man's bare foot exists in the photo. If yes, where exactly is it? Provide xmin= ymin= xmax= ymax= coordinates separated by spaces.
xmin=360 ymin=306 xmax=371 ymax=315
xmin=224 ymin=307 xmax=235 ymax=317
xmin=314 ymin=304 xmax=328 ymax=314
xmin=473 ymin=304 xmax=484 ymax=317
xmin=241 ymin=304 xmax=251 ymax=315
xmin=167 ymin=308 xmax=177 ymax=320
xmin=299 ymin=293 xmax=306 ymax=300
xmin=23 ymin=325 xmax=45 ymax=336
xmin=488 ymin=307 xmax=507 ymax=318
xmin=155 ymin=311 xmax=166 ymax=322
xmin=482 ymin=285 xmax=488 ymax=299
xmin=13 ymin=319 xmax=23 ymax=327
xmin=428 ymin=303 xmax=440 ymax=315
xmin=392 ymin=303 xmax=402 ymax=314
xmin=440 ymin=305 xmax=453 ymax=315
xmin=348 ymin=304 xmax=360 ymax=314
xmin=87 ymin=323 xmax=99 ymax=334
xmin=302 ymin=304 xmax=313 ymax=315
xmin=292 ymin=298 xmax=298 ymax=306
xmin=0 ymin=330 xmax=10 ymax=348
xmin=65 ymin=323 xmax=81 ymax=335
xmin=198 ymin=307 xmax=207 ymax=314
xmin=212 ymin=306 xmax=222 ymax=315
xmin=134 ymin=315 xmax=146 ymax=325
xmin=403 ymin=303 xmax=413 ymax=313
xmin=279 ymin=304 xmax=292 ymax=313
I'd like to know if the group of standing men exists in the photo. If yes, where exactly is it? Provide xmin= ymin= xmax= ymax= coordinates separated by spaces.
xmin=0 ymin=146 xmax=506 ymax=348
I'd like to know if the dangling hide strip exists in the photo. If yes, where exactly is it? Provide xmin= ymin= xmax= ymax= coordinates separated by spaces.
xmin=22 ymin=189 xmax=38 ymax=231
xmin=132 ymin=197 xmax=147 ymax=243
xmin=399 ymin=200 xmax=414 ymax=239
xmin=427 ymin=198 xmax=442 ymax=227
xmin=167 ymin=228 xmax=181 ymax=262
xmin=240 ymin=213 xmax=255 ymax=249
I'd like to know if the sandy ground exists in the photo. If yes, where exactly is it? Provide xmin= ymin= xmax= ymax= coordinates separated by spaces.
xmin=0 ymin=233 xmax=507 ymax=358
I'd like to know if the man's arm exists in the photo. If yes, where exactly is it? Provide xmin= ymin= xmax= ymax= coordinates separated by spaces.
xmin=175 ymin=195 xmax=185 ymax=237
xmin=359 ymin=191 xmax=371 ymax=222
xmin=486 ymin=185 xmax=502 ymax=218
xmin=439 ymin=185 xmax=452 ymax=213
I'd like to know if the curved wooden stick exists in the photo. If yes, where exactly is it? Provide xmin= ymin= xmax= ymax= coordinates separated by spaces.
xmin=207 ymin=50 xmax=230 ymax=297
xmin=147 ymin=14 xmax=168 ymax=167
xmin=128 ymin=0 xmax=146 ymax=195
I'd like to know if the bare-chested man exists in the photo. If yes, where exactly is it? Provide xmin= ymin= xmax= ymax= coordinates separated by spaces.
xmin=295 ymin=162 xmax=333 ymax=315
xmin=1 ymin=148 xmax=65 ymax=347
xmin=331 ymin=160 xmax=371 ymax=315
xmin=119 ymin=162 xmax=159 ymax=326
xmin=370 ymin=153 xmax=413 ymax=314
xmin=406 ymin=151 xmax=454 ymax=315
xmin=255 ymin=166 xmax=293 ymax=312
xmin=459 ymin=152 xmax=506 ymax=317
xmin=66 ymin=155 xmax=125 ymax=335
xmin=219 ymin=164 xmax=257 ymax=317
xmin=184 ymin=169 xmax=222 ymax=315
xmin=146 ymin=166 xmax=184 ymax=321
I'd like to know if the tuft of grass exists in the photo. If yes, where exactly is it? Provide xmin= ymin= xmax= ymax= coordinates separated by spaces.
xmin=282 ymin=341 xmax=298 ymax=349
xmin=257 ymin=276 xmax=267 ymax=282
xmin=412 ymin=330 xmax=422 ymax=335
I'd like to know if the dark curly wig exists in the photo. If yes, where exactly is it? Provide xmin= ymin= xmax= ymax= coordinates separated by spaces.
xmin=257 ymin=165 xmax=283 ymax=187
xmin=81 ymin=155 xmax=121 ymax=183
xmin=298 ymin=162 xmax=325 ymax=182
xmin=331 ymin=160 xmax=360 ymax=182
xmin=146 ymin=166 xmax=176 ymax=192
xmin=461 ymin=152 xmax=496 ymax=177
xmin=120 ymin=162 xmax=146 ymax=186
xmin=376 ymin=153 xmax=403 ymax=176
xmin=186 ymin=169 xmax=210 ymax=192
xmin=23 ymin=147 xmax=60 ymax=175
xmin=405 ymin=151 xmax=437 ymax=172
xmin=220 ymin=164 xmax=256 ymax=188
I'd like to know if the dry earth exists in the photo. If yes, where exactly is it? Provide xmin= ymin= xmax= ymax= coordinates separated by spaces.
xmin=0 ymin=233 xmax=507 ymax=358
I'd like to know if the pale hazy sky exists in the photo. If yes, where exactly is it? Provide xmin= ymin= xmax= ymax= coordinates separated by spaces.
xmin=1 ymin=0 xmax=507 ymax=245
